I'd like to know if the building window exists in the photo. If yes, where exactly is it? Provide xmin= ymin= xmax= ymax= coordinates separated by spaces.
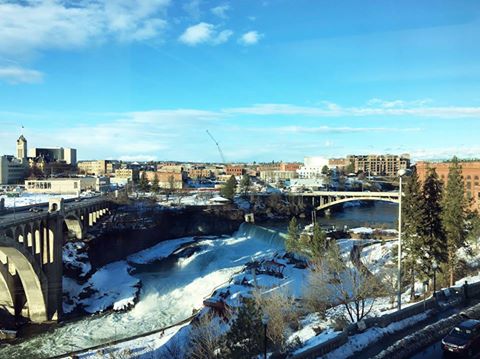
xmin=74 ymin=182 xmax=78 ymax=189
xmin=467 ymin=175 xmax=472 ymax=180
xmin=476 ymin=176 xmax=480 ymax=181
xmin=467 ymin=182 xmax=472 ymax=189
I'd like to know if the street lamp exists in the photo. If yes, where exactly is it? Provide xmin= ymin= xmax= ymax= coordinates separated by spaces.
xmin=397 ymin=168 xmax=410 ymax=311
xmin=432 ymin=260 xmax=438 ymax=301
xmin=262 ymin=314 xmax=269 ymax=359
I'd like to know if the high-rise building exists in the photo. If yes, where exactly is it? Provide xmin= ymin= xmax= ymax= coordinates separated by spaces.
xmin=28 ymin=147 xmax=77 ymax=165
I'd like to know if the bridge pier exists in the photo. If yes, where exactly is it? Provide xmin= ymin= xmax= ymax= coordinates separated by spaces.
xmin=0 ymin=198 xmax=112 ymax=324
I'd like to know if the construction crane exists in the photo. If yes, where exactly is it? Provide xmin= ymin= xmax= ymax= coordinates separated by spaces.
xmin=206 ymin=129 xmax=226 ymax=163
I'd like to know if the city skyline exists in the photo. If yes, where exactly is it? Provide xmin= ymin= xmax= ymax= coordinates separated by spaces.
xmin=1 ymin=0 xmax=480 ymax=161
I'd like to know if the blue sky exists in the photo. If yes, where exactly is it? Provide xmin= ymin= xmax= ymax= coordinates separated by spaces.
xmin=0 ymin=0 xmax=479 ymax=162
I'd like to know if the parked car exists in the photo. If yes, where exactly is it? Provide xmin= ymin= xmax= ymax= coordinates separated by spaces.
xmin=442 ymin=319 xmax=480 ymax=356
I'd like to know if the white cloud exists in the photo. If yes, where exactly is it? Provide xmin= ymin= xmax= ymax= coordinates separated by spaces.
xmin=179 ymin=23 xmax=232 ymax=46
xmin=225 ymin=102 xmax=480 ymax=118
xmin=366 ymin=98 xmax=432 ymax=108
xmin=211 ymin=4 xmax=230 ymax=19
xmin=0 ymin=109 xmax=223 ymax=161
xmin=239 ymin=31 xmax=262 ymax=45
xmin=0 ymin=0 xmax=170 ymax=56
xmin=0 ymin=66 xmax=44 ymax=84
xmin=183 ymin=0 xmax=202 ymax=19
xmin=271 ymin=126 xmax=421 ymax=134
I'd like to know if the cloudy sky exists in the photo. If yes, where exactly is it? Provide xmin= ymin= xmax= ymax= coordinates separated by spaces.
xmin=0 ymin=0 xmax=479 ymax=162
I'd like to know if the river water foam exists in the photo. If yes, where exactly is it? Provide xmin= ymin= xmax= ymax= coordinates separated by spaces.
xmin=0 ymin=202 xmax=397 ymax=358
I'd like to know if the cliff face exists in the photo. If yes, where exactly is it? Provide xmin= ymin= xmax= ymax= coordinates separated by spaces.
xmin=87 ymin=204 xmax=244 ymax=268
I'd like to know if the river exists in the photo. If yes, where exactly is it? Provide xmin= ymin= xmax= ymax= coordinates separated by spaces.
xmin=0 ymin=202 xmax=397 ymax=359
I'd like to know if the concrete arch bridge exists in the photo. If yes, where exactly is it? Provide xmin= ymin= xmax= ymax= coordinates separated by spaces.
xmin=298 ymin=191 xmax=400 ymax=211
xmin=0 ymin=197 xmax=112 ymax=324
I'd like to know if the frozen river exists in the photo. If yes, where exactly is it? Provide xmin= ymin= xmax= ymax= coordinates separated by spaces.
xmin=0 ymin=202 xmax=397 ymax=358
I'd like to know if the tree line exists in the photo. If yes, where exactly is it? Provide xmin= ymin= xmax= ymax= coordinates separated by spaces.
xmin=402 ymin=156 xmax=476 ymax=294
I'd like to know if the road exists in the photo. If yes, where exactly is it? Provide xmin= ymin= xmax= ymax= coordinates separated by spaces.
xmin=0 ymin=195 xmax=104 ymax=228
xmin=411 ymin=341 xmax=480 ymax=358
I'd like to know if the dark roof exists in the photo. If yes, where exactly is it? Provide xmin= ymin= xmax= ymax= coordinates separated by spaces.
xmin=459 ymin=319 xmax=480 ymax=329
xmin=17 ymin=135 xmax=26 ymax=142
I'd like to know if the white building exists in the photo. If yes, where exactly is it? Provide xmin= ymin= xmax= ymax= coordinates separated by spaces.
xmin=297 ymin=156 xmax=329 ymax=179
xmin=0 ymin=155 xmax=27 ymax=185
xmin=25 ymin=177 xmax=110 ymax=195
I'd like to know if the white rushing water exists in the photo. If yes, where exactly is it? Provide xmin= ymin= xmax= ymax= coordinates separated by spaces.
xmin=0 ymin=223 xmax=285 ymax=359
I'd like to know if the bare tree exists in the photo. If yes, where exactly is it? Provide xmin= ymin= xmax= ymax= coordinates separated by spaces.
xmin=252 ymin=289 xmax=300 ymax=352
xmin=306 ymin=241 xmax=383 ymax=324
xmin=187 ymin=312 xmax=223 ymax=359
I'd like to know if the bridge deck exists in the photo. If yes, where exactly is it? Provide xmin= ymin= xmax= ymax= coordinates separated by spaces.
xmin=0 ymin=197 xmax=108 ymax=229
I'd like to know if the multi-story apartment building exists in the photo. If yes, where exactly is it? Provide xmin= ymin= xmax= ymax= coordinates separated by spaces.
xmin=188 ymin=167 xmax=214 ymax=179
xmin=328 ymin=158 xmax=348 ymax=169
xmin=140 ymin=171 xmax=186 ymax=189
xmin=78 ymin=160 xmax=118 ymax=176
xmin=416 ymin=160 xmax=480 ymax=210
xmin=114 ymin=168 xmax=139 ymax=182
xmin=347 ymin=154 xmax=410 ymax=177
xmin=225 ymin=166 xmax=245 ymax=177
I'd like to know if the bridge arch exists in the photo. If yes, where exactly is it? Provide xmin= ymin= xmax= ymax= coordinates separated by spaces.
xmin=0 ymin=234 xmax=48 ymax=323
xmin=64 ymin=213 xmax=84 ymax=240
xmin=316 ymin=197 xmax=399 ymax=211
xmin=0 ymin=256 xmax=15 ymax=315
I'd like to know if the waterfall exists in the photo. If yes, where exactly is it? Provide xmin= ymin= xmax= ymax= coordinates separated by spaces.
xmin=234 ymin=222 xmax=287 ymax=247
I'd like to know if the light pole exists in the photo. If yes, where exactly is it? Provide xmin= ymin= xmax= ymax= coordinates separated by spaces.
xmin=432 ymin=260 xmax=438 ymax=301
xmin=397 ymin=168 xmax=410 ymax=311
xmin=262 ymin=314 xmax=269 ymax=359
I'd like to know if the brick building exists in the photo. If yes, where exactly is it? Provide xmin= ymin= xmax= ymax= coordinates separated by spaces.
xmin=416 ymin=160 xmax=480 ymax=210
xmin=140 ymin=171 xmax=186 ymax=189
xmin=225 ymin=166 xmax=245 ymax=177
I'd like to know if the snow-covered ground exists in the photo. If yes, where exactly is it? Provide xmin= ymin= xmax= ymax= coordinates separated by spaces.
xmin=0 ymin=224 xmax=285 ymax=359
xmin=63 ymin=242 xmax=140 ymax=315
xmin=127 ymin=237 xmax=196 ymax=264
xmin=324 ymin=312 xmax=430 ymax=358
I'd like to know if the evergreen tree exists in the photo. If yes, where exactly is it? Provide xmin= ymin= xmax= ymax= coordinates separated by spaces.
xmin=286 ymin=217 xmax=300 ymax=253
xmin=151 ymin=173 xmax=160 ymax=193
xmin=311 ymin=223 xmax=328 ymax=260
xmin=422 ymin=168 xmax=447 ymax=272
xmin=321 ymin=165 xmax=329 ymax=175
xmin=139 ymin=171 xmax=149 ymax=192
xmin=220 ymin=175 xmax=237 ymax=200
xmin=441 ymin=157 xmax=468 ymax=286
xmin=401 ymin=169 xmax=427 ymax=299
xmin=239 ymin=174 xmax=251 ymax=196
xmin=219 ymin=299 xmax=265 ymax=358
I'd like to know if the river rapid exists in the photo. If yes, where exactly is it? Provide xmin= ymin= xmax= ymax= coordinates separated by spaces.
xmin=0 ymin=202 xmax=397 ymax=359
